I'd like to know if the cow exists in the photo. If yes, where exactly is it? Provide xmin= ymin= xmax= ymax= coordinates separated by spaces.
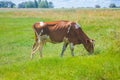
xmin=31 ymin=20 xmax=94 ymax=59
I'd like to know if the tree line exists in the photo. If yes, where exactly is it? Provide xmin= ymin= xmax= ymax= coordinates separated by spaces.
xmin=0 ymin=0 xmax=54 ymax=8
xmin=95 ymin=3 xmax=120 ymax=8
xmin=0 ymin=0 xmax=120 ymax=8
xmin=18 ymin=0 xmax=54 ymax=8
xmin=0 ymin=1 xmax=15 ymax=8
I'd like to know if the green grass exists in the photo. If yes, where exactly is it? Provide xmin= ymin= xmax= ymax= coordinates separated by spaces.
xmin=0 ymin=8 xmax=120 ymax=80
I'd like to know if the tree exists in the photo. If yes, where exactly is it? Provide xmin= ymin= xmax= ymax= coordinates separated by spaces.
xmin=38 ymin=0 xmax=41 ymax=4
xmin=38 ymin=0 xmax=48 ymax=8
xmin=44 ymin=0 xmax=48 ymax=8
xmin=95 ymin=5 xmax=100 ymax=8
xmin=39 ymin=1 xmax=45 ymax=8
xmin=0 ymin=1 xmax=16 ymax=8
xmin=109 ymin=3 xmax=116 ymax=8
xmin=48 ymin=1 xmax=54 ymax=8
xmin=18 ymin=2 xmax=25 ymax=8
xmin=8 ymin=1 xmax=16 ymax=8
xmin=18 ymin=1 xmax=36 ymax=8
xmin=18 ymin=0 xmax=54 ymax=8
xmin=26 ymin=1 xmax=36 ymax=8
xmin=34 ymin=0 xmax=38 ymax=8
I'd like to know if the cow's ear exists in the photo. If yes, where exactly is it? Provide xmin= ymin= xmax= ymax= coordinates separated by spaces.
xmin=92 ymin=39 xmax=95 ymax=43
xmin=86 ymin=39 xmax=90 ymax=44
xmin=86 ymin=39 xmax=95 ymax=43
xmin=86 ymin=39 xmax=95 ymax=44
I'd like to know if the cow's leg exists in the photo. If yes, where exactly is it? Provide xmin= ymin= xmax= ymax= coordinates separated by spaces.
xmin=39 ymin=41 xmax=45 ymax=58
xmin=31 ymin=41 xmax=40 ymax=59
xmin=69 ymin=43 xmax=74 ymax=56
xmin=60 ymin=43 xmax=68 ymax=57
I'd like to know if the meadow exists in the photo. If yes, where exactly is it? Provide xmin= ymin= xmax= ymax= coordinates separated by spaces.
xmin=0 ymin=8 xmax=120 ymax=80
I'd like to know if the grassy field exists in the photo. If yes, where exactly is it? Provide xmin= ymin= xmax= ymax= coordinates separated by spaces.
xmin=0 ymin=8 xmax=120 ymax=80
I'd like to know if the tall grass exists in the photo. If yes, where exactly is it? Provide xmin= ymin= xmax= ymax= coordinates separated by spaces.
xmin=0 ymin=8 xmax=120 ymax=80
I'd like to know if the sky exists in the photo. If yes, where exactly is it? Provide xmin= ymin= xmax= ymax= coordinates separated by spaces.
xmin=3 ymin=0 xmax=120 ymax=8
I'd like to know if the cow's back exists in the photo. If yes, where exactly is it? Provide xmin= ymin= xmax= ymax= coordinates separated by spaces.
xmin=46 ymin=21 xmax=69 ymax=42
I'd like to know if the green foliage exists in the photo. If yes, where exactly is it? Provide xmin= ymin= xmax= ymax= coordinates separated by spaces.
xmin=95 ymin=5 xmax=101 ymax=8
xmin=48 ymin=1 xmax=54 ymax=8
xmin=18 ymin=1 xmax=36 ymax=8
xmin=109 ymin=3 xmax=117 ymax=8
xmin=18 ymin=0 xmax=54 ymax=8
xmin=0 ymin=1 xmax=16 ymax=8
xmin=38 ymin=0 xmax=49 ymax=8
xmin=25 ymin=1 xmax=36 ymax=8
xmin=38 ymin=0 xmax=41 ymax=4
xmin=34 ymin=0 xmax=38 ymax=8
xmin=0 ymin=9 xmax=120 ymax=80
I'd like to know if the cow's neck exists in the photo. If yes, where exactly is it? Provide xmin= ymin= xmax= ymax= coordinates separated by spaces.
xmin=77 ymin=29 xmax=90 ymax=45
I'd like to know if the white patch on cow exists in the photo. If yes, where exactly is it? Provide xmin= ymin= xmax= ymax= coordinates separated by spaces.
xmin=75 ymin=23 xmax=80 ymax=29
xmin=63 ymin=37 xmax=69 ymax=43
xmin=70 ymin=43 xmax=74 ymax=49
xmin=40 ymin=22 xmax=44 ymax=26
xmin=41 ymin=29 xmax=43 ymax=33
xmin=67 ymin=27 xmax=71 ymax=33
xmin=38 ymin=29 xmax=43 ymax=36
xmin=40 ymin=35 xmax=51 ymax=42
xmin=37 ymin=29 xmax=44 ymax=43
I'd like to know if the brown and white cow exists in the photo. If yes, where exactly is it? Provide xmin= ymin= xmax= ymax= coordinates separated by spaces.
xmin=31 ymin=20 xmax=94 ymax=59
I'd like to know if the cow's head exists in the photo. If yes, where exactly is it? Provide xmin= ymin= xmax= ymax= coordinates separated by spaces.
xmin=69 ymin=22 xmax=95 ymax=54
xmin=84 ymin=39 xmax=95 ymax=54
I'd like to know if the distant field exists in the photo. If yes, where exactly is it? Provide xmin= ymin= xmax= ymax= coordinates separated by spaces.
xmin=0 ymin=8 xmax=120 ymax=80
